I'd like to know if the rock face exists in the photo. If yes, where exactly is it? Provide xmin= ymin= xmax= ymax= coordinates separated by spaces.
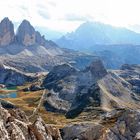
xmin=61 ymin=123 xmax=104 ymax=140
xmin=0 ymin=63 xmax=36 ymax=86
xmin=62 ymin=109 xmax=140 ymax=140
xmin=0 ymin=106 xmax=62 ymax=140
xmin=35 ymin=31 xmax=46 ymax=46
xmin=16 ymin=20 xmax=36 ymax=46
xmin=42 ymin=60 xmax=108 ymax=117
xmin=1 ymin=104 xmax=140 ymax=140
xmin=0 ymin=18 xmax=46 ymax=47
xmin=0 ymin=17 xmax=14 ymax=46
xmin=16 ymin=20 xmax=45 ymax=46
xmin=85 ymin=59 xmax=107 ymax=80
xmin=44 ymin=92 xmax=70 ymax=113
xmin=43 ymin=63 xmax=78 ymax=89
xmin=115 ymin=64 xmax=140 ymax=94
xmin=42 ymin=61 xmax=140 ymax=119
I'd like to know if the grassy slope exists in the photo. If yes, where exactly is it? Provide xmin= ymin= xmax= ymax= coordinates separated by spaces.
xmin=3 ymin=88 xmax=92 ymax=128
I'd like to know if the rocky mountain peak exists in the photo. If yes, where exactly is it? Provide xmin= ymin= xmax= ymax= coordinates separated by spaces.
xmin=0 ymin=17 xmax=15 ymax=46
xmin=16 ymin=19 xmax=46 ymax=46
xmin=16 ymin=19 xmax=36 ymax=46
xmin=86 ymin=59 xmax=107 ymax=80
xmin=43 ymin=63 xmax=78 ymax=87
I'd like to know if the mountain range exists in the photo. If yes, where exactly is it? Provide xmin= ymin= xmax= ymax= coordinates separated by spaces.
xmin=57 ymin=21 xmax=140 ymax=50
xmin=0 ymin=18 xmax=97 ymax=73
xmin=56 ymin=21 xmax=140 ymax=68
xmin=1 ymin=17 xmax=140 ymax=140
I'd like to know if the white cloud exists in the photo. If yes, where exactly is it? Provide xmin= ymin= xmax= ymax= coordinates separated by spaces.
xmin=0 ymin=0 xmax=140 ymax=31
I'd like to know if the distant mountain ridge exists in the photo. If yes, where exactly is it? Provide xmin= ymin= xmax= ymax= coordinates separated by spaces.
xmin=0 ymin=17 xmax=97 ymax=72
xmin=56 ymin=21 xmax=140 ymax=69
xmin=56 ymin=21 xmax=140 ymax=50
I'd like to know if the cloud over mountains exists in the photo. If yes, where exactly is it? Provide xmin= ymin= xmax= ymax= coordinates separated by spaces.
xmin=1 ymin=0 xmax=140 ymax=32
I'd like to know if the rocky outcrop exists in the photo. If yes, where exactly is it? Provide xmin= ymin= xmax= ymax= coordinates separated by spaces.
xmin=43 ymin=59 xmax=106 ymax=98
xmin=16 ymin=20 xmax=36 ymax=46
xmin=1 ymin=101 xmax=140 ymax=140
xmin=103 ymin=109 xmax=140 ymax=140
xmin=42 ymin=60 xmax=108 ymax=117
xmin=0 ymin=106 xmax=62 ymax=140
xmin=61 ymin=123 xmax=104 ymax=140
xmin=0 ymin=18 xmax=46 ymax=47
xmin=0 ymin=99 xmax=16 ymax=109
xmin=65 ymin=83 xmax=101 ymax=118
xmin=62 ymin=109 xmax=140 ymax=140
xmin=44 ymin=92 xmax=70 ymax=113
xmin=35 ymin=31 xmax=46 ymax=46
xmin=16 ymin=20 xmax=46 ymax=46
xmin=0 ymin=63 xmax=36 ymax=86
xmin=115 ymin=64 xmax=140 ymax=94
xmin=0 ymin=17 xmax=14 ymax=46
xmin=85 ymin=59 xmax=107 ymax=80
xmin=43 ymin=63 xmax=78 ymax=90
xmin=42 ymin=60 xmax=140 ymax=119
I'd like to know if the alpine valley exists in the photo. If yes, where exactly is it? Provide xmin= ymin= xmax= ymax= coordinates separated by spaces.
xmin=0 ymin=17 xmax=140 ymax=140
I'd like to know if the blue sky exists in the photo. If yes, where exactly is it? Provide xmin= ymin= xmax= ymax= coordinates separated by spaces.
xmin=1 ymin=0 xmax=140 ymax=32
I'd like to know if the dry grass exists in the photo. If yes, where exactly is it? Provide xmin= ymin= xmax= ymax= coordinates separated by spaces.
xmin=3 ymin=89 xmax=76 ymax=127
xmin=2 ymin=84 xmax=107 ymax=127
xmin=0 ymin=89 xmax=17 ymax=94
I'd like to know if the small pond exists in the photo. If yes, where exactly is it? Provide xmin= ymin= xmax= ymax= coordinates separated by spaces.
xmin=0 ymin=86 xmax=17 ymax=98
xmin=0 ymin=92 xmax=17 ymax=98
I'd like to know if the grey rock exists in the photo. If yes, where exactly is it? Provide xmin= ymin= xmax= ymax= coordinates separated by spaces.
xmin=42 ymin=61 xmax=140 ymax=119
xmin=35 ymin=31 xmax=46 ymax=46
xmin=44 ymin=92 xmax=71 ymax=113
xmin=0 ymin=106 xmax=62 ymax=140
xmin=62 ymin=109 xmax=140 ymax=140
xmin=0 ymin=64 xmax=36 ymax=86
xmin=61 ymin=123 xmax=104 ymax=140
xmin=115 ymin=64 xmax=140 ymax=95
xmin=16 ymin=20 xmax=36 ymax=46
xmin=85 ymin=59 xmax=107 ymax=80
xmin=42 ymin=60 xmax=107 ymax=117
xmin=135 ymin=132 xmax=140 ymax=140
xmin=105 ymin=110 xmax=140 ymax=140
xmin=16 ymin=20 xmax=47 ymax=47
xmin=0 ymin=17 xmax=14 ymax=46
